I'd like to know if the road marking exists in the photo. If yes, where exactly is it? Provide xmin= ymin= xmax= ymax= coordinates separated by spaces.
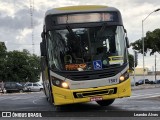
xmin=33 ymin=96 xmax=45 ymax=104
xmin=114 ymin=92 xmax=160 ymax=104
xmin=133 ymin=94 xmax=160 ymax=99
xmin=11 ymin=96 xmax=34 ymax=100
xmin=140 ymin=95 xmax=160 ymax=99
xmin=0 ymin=96 xmax=17 ymax=101
xmin=130 ymin=92 xmax=160 ymax=98
xmin=120 ymin=92 xmax=160 ymax=101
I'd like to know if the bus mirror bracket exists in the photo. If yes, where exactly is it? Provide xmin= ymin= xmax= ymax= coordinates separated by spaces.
xmin=40 ymin=41 xmax=47 ymax=56
xmin=41 ymin=57 xmax=45 ymax=71
xmin=125 ymin=37 xmax=129 ymax=48
xmin=40 ymin=31 xmax=47 ymax=56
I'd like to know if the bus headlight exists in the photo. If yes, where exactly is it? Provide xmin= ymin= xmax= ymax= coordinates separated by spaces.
xmin=51 ymin=77 xmax=69 ymax=89
xmin=62 ymin=82 xmax=69 ymax=88
xmin=119 ymin=71 xmax=129 ymax=83
xmin=119 ymin=76 xmax=125 ymax=81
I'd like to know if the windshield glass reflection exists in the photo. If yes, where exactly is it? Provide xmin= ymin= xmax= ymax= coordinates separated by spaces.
xmin=47 ymin=26 xmax=126 ymax=71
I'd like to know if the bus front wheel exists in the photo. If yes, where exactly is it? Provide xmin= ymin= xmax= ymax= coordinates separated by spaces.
xmin=96 ymin=99 xmax=115 ymax=106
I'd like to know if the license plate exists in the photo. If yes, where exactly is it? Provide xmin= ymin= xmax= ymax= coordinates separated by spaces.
xmin=90 ymin=96 xmax=103 ymax=101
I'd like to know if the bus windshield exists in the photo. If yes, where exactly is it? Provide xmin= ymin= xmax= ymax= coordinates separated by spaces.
xmin=47 ymin=25 xmax=127 ymax=71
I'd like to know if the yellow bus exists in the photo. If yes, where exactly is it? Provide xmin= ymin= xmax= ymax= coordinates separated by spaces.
xmin=40 ymin=5 xmax=131 ymax=106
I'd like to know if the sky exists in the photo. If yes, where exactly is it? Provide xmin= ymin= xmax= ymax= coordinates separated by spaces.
xmin=0 ymin=0 xmax=160 ymax=71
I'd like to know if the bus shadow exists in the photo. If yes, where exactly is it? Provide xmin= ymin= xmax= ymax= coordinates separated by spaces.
xmin=53 ymin=102 xmax=124 ymax=112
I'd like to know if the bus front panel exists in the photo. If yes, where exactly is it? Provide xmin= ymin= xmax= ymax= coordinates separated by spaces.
xmin=52 ymin=78 xmax=131 ymax=105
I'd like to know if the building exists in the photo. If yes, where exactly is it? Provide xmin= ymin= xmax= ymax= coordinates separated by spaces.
xmin=133 ymin=67 xmax=149 ymax=75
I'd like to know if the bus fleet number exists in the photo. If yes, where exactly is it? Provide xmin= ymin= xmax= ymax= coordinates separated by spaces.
xmin=109 ymin=79 xmax=117 ymax=83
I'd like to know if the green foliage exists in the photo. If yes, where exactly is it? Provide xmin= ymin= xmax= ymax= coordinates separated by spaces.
xmin=0 ymin=48 xmax=41 ymax=82
xmin=128 ymin=54 xmax=136 ymax=70
xmin=131 ymin=28 xmax=160 ymax=55
xmin=0 ymin=42 xmax=7 ymax=80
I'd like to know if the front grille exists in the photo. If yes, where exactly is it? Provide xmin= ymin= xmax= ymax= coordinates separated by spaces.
xmin=73 ymin=87 xmax=117 ymax=98
xmin=54 ymin=63 xmax=127 ymax=81
xmin=69 ymin=70 xmax=116 ymax=80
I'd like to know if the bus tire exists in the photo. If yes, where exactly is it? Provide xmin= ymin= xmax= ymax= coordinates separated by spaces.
xmin=96 ymin=99 xmax=115 ymax=106
xmin=48 ymin=86 xmax=54 ymax=104
xmin=49 ymin=93 xmax=54 ymax=104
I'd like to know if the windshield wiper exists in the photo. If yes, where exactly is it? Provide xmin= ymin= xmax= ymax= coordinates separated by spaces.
xmin=66 ymin=25 xmax=78 ymax=42
xmin=96 ymin=23 xmax=108 ymax=39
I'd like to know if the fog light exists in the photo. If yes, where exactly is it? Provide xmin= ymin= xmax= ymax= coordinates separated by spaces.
xmin=62 ymin=82 xmax=69 ymax=88
xmin=119 ymin=76 xmax=125 ymax=81
xmin=55 ymin=80 xmax=60 ymax=85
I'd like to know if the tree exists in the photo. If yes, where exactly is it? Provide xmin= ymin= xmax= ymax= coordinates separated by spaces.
xmin=131 ymin=28 xmax=160 ymax=55
xmin=4 ymin=49 xmax=41 ymax=82
xmin=0 ymin=42 xmax=7 ymax=81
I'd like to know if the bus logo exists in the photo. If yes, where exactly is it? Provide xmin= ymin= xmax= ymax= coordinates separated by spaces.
xmin=93 ymin=60 xmax=102 ymax=70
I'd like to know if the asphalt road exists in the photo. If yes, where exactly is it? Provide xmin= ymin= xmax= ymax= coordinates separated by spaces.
xmin=0 ymin=87 xmax=160 ymax=119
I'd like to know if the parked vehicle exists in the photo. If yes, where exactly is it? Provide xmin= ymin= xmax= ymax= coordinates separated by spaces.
xmin=135 ymin=79 xmax=153 ymax=86
xmin=0 ymin=81 xmax=4 ymax=93
xmin=23 ymin=82 xmax=43 ymax=92
xmin=4 ymin=82 xmax=24 ymax=93
xmin=153 ymin=80 xmax=160 ymax=84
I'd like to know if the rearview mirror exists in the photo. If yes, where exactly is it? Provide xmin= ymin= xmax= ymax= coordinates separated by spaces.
xmin=41 ymin=32 xmax=45 ymax=39
xmin=124 ymin=29 xmax=127 ymax=33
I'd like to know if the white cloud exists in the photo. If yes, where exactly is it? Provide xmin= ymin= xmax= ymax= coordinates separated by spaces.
xmin=0 ymin=2 xmax=15 ymax=17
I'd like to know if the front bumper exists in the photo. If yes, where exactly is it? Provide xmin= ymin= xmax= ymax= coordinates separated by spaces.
xmin=52 ymin=79 xmax=131 ymax=105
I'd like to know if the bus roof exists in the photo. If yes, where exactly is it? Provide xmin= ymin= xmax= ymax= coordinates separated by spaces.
xmin=45 ymin=5 xmax=120 ymax=17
